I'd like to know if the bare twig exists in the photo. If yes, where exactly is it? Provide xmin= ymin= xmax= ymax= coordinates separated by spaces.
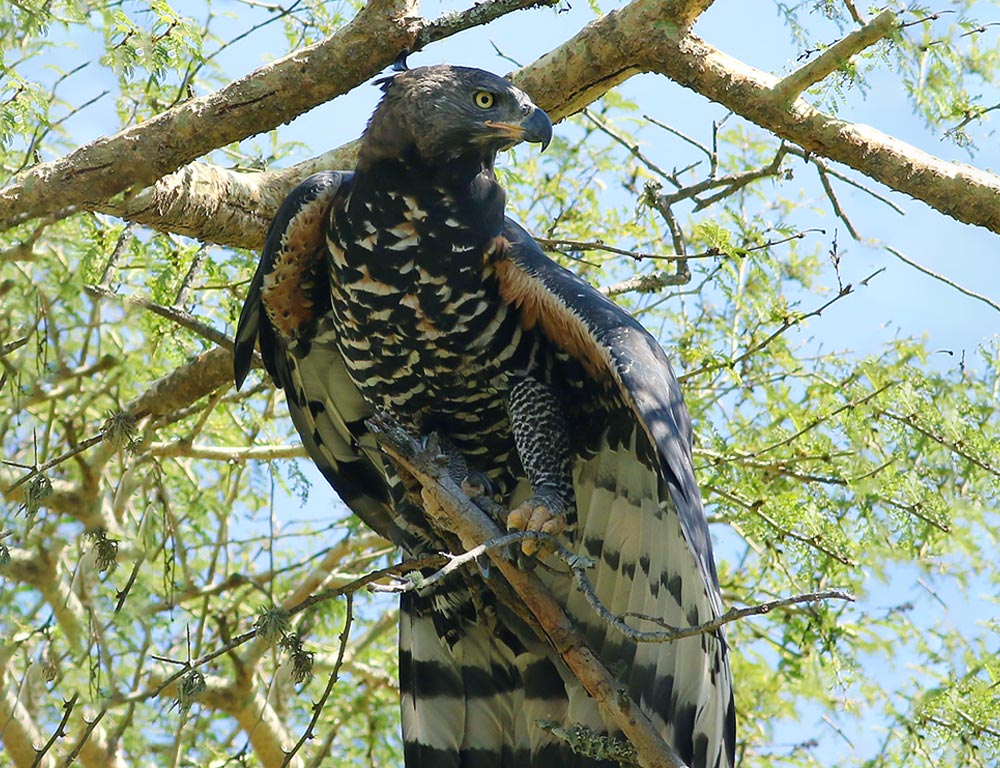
xmin=281 ymin=593 xmax=354 ymax=767
xmin=678 ymin=273 xmax=875 ymax=383
xmin=59 ymin=709 xmax=107 ymax=767
xmin=749 ymin=381 xmax=896 ymax=459
xmin=32 ymin=693 xmax=77 ymax=768
xmin=583 ymin=109 xmax=672 ymax=180
xmin=85 ymin=285 xmax=232 ymax=350
xmin=536 ymin=237 xmax=686 ymax=262
xmin=414 ymin=0 xmax=559 ymax=50
xmin=373 ymin=529 xmax=854 ymax=643
xmin=617 ymin=589 xmax=853 ymax=641
xmin=886 ymin=247 xmax=1000 ymax=315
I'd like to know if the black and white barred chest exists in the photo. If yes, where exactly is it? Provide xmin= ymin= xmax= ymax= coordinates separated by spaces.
xmin=323 ymin=177 xmax=538 ymax=485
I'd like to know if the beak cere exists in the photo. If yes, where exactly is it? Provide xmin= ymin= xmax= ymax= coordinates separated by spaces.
xmin=484 ymin=106 xmax=553 ymax=151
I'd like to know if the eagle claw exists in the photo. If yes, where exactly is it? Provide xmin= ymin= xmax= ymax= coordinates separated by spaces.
xmin=507 ymin=492 xmax=569 ymax=556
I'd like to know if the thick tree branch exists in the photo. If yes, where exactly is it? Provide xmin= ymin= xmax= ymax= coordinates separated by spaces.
xmin=9 ymin=0 xmax=1000 ymax=247
xmin=0 ymin=684 xmax=50 ymax=768
xmin=518 ymin=0 xmax=1000 ymax=234
xmin=126 ymin=347 xmax=233 ymax=420
xmin=100 ymin=0 xmax=718 ymax=250
xmin=202 ymin=675 xmax=301 ymax=768
xmin=0 ymin=0 xmax=420 ymax=231
xmin=0 ymin=0 xmax=565 ymax=233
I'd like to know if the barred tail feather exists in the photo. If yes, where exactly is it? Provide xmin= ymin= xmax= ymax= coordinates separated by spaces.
xmin=400 ymin=585 xmax=524 ymax=767
xmin=550 ymin=427 xmax=735 ymax=768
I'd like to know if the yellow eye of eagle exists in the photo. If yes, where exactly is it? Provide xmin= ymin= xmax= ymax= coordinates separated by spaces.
xmin=474 ymin=91 xmax=495 ymax=109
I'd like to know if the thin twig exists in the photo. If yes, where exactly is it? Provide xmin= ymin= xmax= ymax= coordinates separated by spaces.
xmin=85 ymin=285 xmax=232 ymax=349
xmin=414 ymin=0 xmax=560 ymax=50
xmin=679 ymin=273 xmax=878 ymax=383
xmin=59 ymin=708 xmax=107 ymax=767
xmin=373 ymin=529 xmax=854 ymax=643
xmin=535 ymin=237 xmax=687 ymax=262
xmin=105 ymin=557 xmax=440 ymax=708
xmin=643 ymin=113 xmax=715 ymax=166
xmin=885 ymin=246 xmax=1000 ymax=314
xmin=704 ymin=484 xmax=855 ymax=565
xmin=786 ymin=146 xmax=905 ymax=214
xmin=616 ymin=589 xmax=854 ymax=641
xmin=583 ymin=109 xmax=673 ymax=180
xmin=281 ymin=592 xmax=354 ymax=767
xmin=815 ymin=163 xmax=860 ymax=240
xmin=32 ymin=693 xmax=77 ymax=767
xmin=4 ymin=433 xmax=105 ymax=494
xmin=749 ymin=381 xmax=896 ymax=458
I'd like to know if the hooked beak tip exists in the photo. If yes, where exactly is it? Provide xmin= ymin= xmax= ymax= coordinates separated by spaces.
xmin=523 ymin=107 xmax=553 ymax=152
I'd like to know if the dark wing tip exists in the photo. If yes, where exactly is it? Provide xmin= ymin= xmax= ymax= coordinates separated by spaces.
xmin=233 ymin=259 xmax=264 ymax=390
xmin=232 ymin=170 xmax=348 ymax=391
xmin=233 ymin=309 xmax=256 ymax=390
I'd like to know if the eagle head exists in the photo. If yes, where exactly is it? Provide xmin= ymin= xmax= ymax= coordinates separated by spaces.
xmin=359 ymin=65 xmax=552 ymax=169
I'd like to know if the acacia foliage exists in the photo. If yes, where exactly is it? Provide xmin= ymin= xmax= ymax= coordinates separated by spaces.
xmin=1 ymin=1 xmax=999 ymax=767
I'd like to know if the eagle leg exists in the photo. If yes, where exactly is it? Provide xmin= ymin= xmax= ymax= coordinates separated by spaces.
xmin=506 ymin=376 xmax=577 ymax=555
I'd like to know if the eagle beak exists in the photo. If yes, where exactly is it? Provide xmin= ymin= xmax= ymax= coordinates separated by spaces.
xmin=484 ymin=107 xmax=553 ymax=152
xmin=521 ymin=107 xmax=553 ymax=151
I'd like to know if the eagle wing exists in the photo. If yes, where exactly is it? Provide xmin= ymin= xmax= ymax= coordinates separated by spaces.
xmin=495 ymin=218 xmax=737 ymax=768
xmin=233 ymin=171 xmax=400 ymax=542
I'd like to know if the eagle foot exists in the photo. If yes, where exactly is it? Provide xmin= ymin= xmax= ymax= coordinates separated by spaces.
xmin=507 ymin=491 xmax=569 ymax=556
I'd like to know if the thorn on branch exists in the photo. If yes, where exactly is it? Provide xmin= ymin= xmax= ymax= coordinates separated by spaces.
xmin=31 ymin=692 xmax=78 ymax=768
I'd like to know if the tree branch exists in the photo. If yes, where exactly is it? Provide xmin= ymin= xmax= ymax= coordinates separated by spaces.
xmin=147 ymin=441 xmax=307 ymax=461
xmin=0 ymin=0 xmax=422 ymax=231
xmin=0 ymin=0 xmax=567 ymax=235
xmin=516 ymin=0 xmax=1000 ymax=235
xmin=0 ymin=683 xmax=50 ymax=768
xmin=773 ymin=10 xmax=897 ymax=102
xmin=374 ymin=530 xmax=854 ymax=643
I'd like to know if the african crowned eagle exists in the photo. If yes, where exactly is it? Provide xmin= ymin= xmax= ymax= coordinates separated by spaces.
xmin=234 ymin=64 xmax=735 ymax=768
